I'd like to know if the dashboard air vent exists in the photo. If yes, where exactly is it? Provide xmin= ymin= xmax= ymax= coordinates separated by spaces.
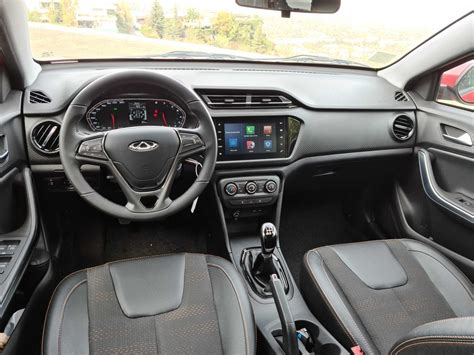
xmin=31 ymin=121 xmax=61 ymax=154
xmin=29 ymin=90 xmax=52 ymax=104
xmin=392 ymin=115 xmax=414 ymax=141
xmin=394 ymin=91 xmax=408 ymax=102
xmin=199 ymin=91 xmax=294 ymax=109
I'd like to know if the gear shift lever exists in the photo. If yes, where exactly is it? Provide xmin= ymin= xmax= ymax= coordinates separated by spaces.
xmin=260 ymin=222 xmax=278 ymax=255
xmin=240 ymin=222 xmax=289 ymax=297
xmin=252 ymin=223 xmax=278 ymax=282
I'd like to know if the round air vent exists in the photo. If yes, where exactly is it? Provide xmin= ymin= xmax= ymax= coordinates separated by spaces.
xmin=31 ymin=120 xmax=61 ymax=154
xmin=391 ymin=115 xmax=415 ymax=141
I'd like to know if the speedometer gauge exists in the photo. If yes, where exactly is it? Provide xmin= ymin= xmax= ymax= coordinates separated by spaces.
xmin=86 ymin=98 xmax=186 ymax=131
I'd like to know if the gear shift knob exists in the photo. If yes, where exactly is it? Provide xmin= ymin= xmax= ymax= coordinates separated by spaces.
xmin=260 ymin=222 xmax=278 ymax=255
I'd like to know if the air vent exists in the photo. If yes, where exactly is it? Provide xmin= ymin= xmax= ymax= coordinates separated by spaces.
xmin=391 ymin=115 xmax=414 ymax=141
xmin=199 ymin=91 xmax=294 ymax=109
xmin=31 ymin=121 xmax=60 ymax=154
xmin=394 ymin=91 xmax=408 ymax=102
xmin=29 ymin=90 xmax=51 ymax=104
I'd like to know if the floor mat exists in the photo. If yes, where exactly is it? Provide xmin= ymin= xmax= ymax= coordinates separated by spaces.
xmin=279 ymin=193 xmax=368 ymax=285
xmin=104 ymin=217 xmax=207 ymax=262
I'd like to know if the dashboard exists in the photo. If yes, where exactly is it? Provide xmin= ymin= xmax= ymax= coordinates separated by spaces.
xmin=23 ymin=62 xmax=417 ymax=169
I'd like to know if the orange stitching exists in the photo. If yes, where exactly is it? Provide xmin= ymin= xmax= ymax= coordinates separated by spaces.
xmin=57 ymin=280 xmax=87 ymax=355
xmin=42 ymin=268 xmax=87 ymax=355
xmin=415 ymin=317 xmax=474 ymax=327
xmin=403 ymin=239 xmax=473 ymax=298
xmin=392 ymin=340 xmax=474 ymax=354
xmin=208 ymin=263 xmax=252 ymax=355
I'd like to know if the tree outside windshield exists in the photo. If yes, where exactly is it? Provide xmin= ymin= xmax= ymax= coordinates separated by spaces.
xmin=26 ymin=0 xmax=472 ymax=68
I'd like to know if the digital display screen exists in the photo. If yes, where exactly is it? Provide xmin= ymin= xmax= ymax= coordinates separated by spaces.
xmin=224 ymin=122 xmax=277 ymax=155
xmin=86 ymin=98 xmax=186 ymax=131
xmin=128 ymin=101 xmax=148 ymax=123
xmin=215 ymin=117 xmax=288 ymax=161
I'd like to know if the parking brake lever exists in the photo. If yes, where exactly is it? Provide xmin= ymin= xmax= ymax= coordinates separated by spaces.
xmin=269 ymin=274 xmax=298 ymax=355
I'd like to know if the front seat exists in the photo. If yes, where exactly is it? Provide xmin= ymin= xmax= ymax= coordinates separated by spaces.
xmin=43 ymin=253 xmax=255 ymax=355
xmin=301 ymin=239 xmax=474 ymax=355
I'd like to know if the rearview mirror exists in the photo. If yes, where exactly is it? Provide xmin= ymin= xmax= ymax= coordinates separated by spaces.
xmin=235 ymin=0 xmax=341 ymax=16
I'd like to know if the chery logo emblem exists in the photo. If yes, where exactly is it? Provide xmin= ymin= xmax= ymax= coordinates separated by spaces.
xmin=128 ymin=140 xmax=159 ymax=152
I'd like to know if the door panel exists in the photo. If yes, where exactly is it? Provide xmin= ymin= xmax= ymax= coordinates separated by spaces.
xmin=395 ymin=87 xmax=473 ymax=279
xmin=0 ymin=89 xmax=39 ymax=321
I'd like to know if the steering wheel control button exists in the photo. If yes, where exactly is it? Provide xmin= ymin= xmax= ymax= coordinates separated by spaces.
xmin=78 ymin=137 xmax=107 ymax=160
xmin=265 ymin=180 xmax=278 ymax=193
xmin=225 ymin=183 xmax=238 ymax=196
xmin=245 ymin=181 xmax=257 ymax=194
xmin=180 ymin=133 xmax=204 ymax=155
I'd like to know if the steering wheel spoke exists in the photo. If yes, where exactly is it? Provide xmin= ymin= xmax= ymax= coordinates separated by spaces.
xmin=106 ymin=152 xmax=179 ymax=214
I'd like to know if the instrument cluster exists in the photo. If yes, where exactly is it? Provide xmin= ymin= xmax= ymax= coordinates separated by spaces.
xmin=86 ymin=98 xmax=186 ymax=131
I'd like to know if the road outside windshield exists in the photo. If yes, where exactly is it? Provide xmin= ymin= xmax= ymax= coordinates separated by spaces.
xmin=26 ymin=0 xmax=472 ymax=68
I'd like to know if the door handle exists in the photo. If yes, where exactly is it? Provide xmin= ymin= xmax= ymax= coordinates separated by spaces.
xmin=441 ymin=124 xmax=472 ymax=146
xmin=0 ymin=133 xmax=8 ymax=163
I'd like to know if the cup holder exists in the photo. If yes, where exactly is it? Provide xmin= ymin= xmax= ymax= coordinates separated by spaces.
xmin=318 ymin=343 xmax=342 ymax=355
xmin=272 ymin=320 xmax=342 ymax=355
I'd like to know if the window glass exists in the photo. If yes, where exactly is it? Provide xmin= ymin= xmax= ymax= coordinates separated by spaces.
xmin=25 ymin=0 xmax=472 ymax=69
xmin=436 ymin=60 xmax=474 ymax=110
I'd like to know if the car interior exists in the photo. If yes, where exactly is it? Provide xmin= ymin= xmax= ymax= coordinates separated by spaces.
xmin=0 ymin=0 xmax=472 ymax=354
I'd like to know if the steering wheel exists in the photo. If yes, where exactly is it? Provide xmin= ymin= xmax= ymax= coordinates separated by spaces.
xmin=59 ymin=70 xmax=217 ymax=221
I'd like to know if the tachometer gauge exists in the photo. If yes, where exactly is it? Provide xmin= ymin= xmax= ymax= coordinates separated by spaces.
xmin=86 ymin=98 xmax=186 ymax=131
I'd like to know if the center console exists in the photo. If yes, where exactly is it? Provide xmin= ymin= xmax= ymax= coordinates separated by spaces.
xmin=214 ymin=177 xmax=348 ymax=354
xmin=212 ymin=113 xmax=346 ymax=354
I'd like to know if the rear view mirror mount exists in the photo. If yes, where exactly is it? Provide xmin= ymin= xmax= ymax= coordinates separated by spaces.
xmin=235 ymin=0 xmax=341 ymax=18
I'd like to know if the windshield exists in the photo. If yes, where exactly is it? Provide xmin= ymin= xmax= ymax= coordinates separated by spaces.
xmin=26 ymin=0 xmax=472 ymax=68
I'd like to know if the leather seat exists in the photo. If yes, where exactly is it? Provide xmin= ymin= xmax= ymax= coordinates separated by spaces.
xmin=301 ymin=239 xmax=474 ymax=355
xmin=43 ymin=253 xmax=255 ymax=355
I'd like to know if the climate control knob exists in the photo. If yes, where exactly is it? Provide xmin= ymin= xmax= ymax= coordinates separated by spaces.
xmin=265 ymin=180 xmax=278 ymax=193
xmin=245 ymin=181 xmax=257 ymax=194
xmin=225 ymin=183 xmax=238 ymax=196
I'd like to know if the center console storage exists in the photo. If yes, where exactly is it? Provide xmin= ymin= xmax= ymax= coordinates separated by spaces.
xmin=273 ymin=321 xmax=344 ymax=355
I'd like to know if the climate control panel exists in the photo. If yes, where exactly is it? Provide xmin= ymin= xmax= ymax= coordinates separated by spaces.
xmin=219 ymin=175 xmax=281 ymax=208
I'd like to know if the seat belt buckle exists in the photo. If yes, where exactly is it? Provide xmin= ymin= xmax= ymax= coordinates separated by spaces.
xmin=351 ymin=345 xmax=364 ymax=355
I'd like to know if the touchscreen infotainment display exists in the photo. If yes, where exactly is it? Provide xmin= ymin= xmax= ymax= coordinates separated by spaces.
xmin=215 ymin=117 xmax=289 ymax=161
xmin=224 ymin=122 xmax=277 ymax=155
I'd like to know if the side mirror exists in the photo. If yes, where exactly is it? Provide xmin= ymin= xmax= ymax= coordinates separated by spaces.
xmin=235 ymin=0 xmax=340 ymax=17
xmin=456 ymin=64 xmax=474 ymax=105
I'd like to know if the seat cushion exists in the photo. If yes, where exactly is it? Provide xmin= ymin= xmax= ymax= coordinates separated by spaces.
xmin=301 ymin=239 xmax=473 ymax=355
xmin=43 ymin=253 xmax=255 ymax=355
